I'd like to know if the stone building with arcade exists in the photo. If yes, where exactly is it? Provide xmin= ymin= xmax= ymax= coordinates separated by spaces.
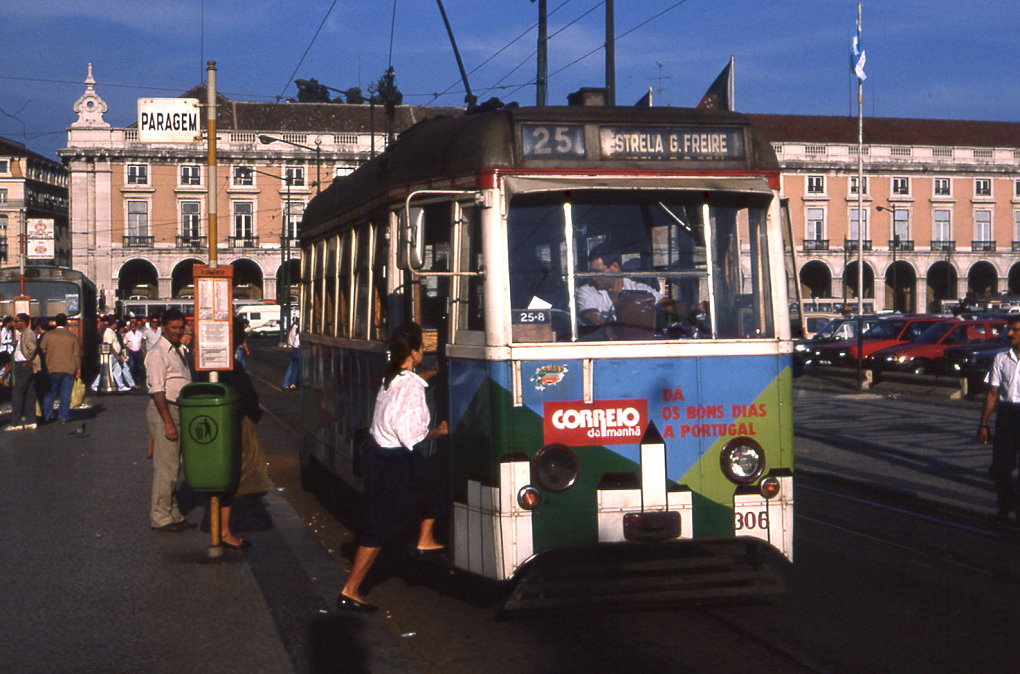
xmin=750 ymin=114 xmax=1020 ymax=313
xmin=59 ymin=65 xmax=458 ymax=313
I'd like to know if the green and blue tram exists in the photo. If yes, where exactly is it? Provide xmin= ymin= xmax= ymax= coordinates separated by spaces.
xmin=298 ymin=102 xmax=794 ymax=607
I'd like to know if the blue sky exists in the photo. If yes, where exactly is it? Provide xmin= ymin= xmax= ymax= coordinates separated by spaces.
xmin=2 ymin=1 xmax=1017 ymax=160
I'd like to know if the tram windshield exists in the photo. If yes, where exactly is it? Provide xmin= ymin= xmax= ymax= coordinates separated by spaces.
xmin=507 ymin=190 xmax=774 ymax=342
xmin=0 ymin=280 xmax=82 ymax=317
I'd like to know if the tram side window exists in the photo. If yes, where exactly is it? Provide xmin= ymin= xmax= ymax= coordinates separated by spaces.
xmin=353 ymin=224 xmax=374 ymax=340
xmin=300 ymin=250 xmax=313 ymax=332
xmin=454 ymin=205 xmax=485 ymax=334
xmin=324 ymin=236 xmax=337 ymax=336
xmin=372 ymin=221 xmax=388 ymax=341
xmin=312 ymin=240 xmax=326 ymax=334
xmin=338 ymin=231 xmax=353 ymax=338
xmin=506 ymin=191 xmax=774 ymax=342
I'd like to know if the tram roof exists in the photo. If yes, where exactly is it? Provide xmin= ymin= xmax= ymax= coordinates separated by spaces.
xmin=302 ymin=105 xmax=779 ymax=237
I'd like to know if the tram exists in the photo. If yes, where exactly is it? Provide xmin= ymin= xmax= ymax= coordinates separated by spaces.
xmin=298 ymin=101 xmax=794 ymax=607
xmin=0 ymin=265 xmax=99 ymax=379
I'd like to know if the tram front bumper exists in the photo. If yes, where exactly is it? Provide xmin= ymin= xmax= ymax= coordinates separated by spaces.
xmin=502 ymin=537 xmax=789 ymax=611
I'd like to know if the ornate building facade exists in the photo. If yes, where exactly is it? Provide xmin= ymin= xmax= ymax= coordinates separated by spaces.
xmin=59 ymin=65 xmax=458 ymax=311
xmin=750 ymin=114 xmax=1020 ymax=312
xmin=0 ymin=137 xmax=69 ymax=268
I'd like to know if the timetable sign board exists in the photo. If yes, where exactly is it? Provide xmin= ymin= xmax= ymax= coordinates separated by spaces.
xmin=192 ymin=264 xmax=234 ymax=371
xmin=599 ymin=126 xmax=745 ymax=161
xmin=137 ymin=98 xmax=201 ymax=143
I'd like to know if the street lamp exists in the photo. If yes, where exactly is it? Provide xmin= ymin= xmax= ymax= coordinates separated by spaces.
xmin=258 ymin=134 xmax=322 ymax=194
xmin=238 ymin=166 xmax=296 ymax=343
xmin=876 ymin=205 xmax=899 ymax=312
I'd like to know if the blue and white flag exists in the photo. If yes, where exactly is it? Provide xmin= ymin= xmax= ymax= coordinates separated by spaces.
xmin=851 ymin=23 xmax=867 ymax=81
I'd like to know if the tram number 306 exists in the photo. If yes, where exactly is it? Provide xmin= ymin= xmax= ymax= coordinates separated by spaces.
xmin=734 ymin=511 xmax=769 ymax=532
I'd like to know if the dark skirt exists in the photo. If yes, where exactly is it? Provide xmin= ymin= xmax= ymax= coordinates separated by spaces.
xmin=361 ymin=437 xmax=438 ymax=547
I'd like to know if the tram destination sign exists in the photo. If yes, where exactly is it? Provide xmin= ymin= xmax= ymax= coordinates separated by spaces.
xmin=600 ymin=126 xmax=744 ymax=161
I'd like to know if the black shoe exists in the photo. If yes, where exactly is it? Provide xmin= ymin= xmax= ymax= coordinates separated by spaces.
xmin=177 ymin=520 xmax=197 ymax=530
xmin=413 ymin=546 xmax=446 ymax=557
xmin=151 ymin=522 xmax=186 ymax=533
xmin=336 ymin=594 xmax=378 ymax=613
xmin=222 ymin=538 xmax=251 ymax=549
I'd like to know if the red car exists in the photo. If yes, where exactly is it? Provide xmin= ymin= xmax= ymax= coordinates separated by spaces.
xmin=813 ymin=316 xmax=955 ymax=366
xmin=869 ymin=319 xmax=1006 ymax=375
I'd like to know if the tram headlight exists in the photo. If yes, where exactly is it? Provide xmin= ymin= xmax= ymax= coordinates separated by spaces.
xmin=533 ymin=443 xmax=579 ymax=493
xmin=517 ymin=486 xmax=541 ymax=510
xmin=720 ymin=437 xmax=765 ymax=485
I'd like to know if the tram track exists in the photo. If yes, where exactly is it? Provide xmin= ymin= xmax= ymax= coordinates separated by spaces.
xmin=696 ymin=606 xmax=833 ymax=674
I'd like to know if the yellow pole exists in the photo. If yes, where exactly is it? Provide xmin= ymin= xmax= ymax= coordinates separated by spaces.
xmin=205 ymin=61 xmax=223 ymax=558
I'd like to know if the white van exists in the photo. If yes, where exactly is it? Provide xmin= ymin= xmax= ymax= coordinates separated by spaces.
xmin=236 ymin=304 xmax=282 ymax=334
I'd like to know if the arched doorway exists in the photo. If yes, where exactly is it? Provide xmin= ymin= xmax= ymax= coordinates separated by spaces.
xmin=926 ymin=261 xmax=957 ymax=312
xmin=117 ymin=259 xmax=159 ymax=300
xmin=1008 ymin=262 xmax=1020 ymax=295
xmin=885 ymin=261 xmax=917 ymax=313
xmin=276 ymin=259 xmax=300 ymax=308
xmin=799 ymin=260 xmax=833 ymax=299
xmin=968 ymin=261 xmax=998 ymax=298
xmin=171 ymin=258 xmax=204 ymax=298
xmin=230 ymin=259 xmax=264 ymax=300
xmin=843 ymin=261 xmax=874 ymax=303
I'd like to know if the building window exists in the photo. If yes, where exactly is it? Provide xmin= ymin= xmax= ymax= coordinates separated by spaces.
xmin=285 ymin=201 xmax=304 ymax=239
xmin=1014 ymin=211 xmax=1020 ymax=241
xmin=233 ymin=201 xmax=254 ymax=237
xmin=0 ymin=160 xmax=8 ymax=174
xmin=892 ymin=177 xmax=909 ymax=196
xmin=850 ymin=176 xmax=868 ymax=195
xmin=127 ymin=164 xmax=148 ymax=185
xmin=233 ymin=166 xmax=253 ymax=186
xmin=127 ymin=201 xmax=148 ymax=236
xmin=806 ymin=207 xmax=824 ymax=240
xmin=180 ymin=165 xmax=201 ymax=185
xmin=0 ymin=188 xmax=7 ymax=204
xmin=933 ymin=209 xmax=951 ymax=241
xmin=974 ymin=209 xmax=992 ymax=241
xmin=934 ymin=178 xmax=951 ymax=196
xmin=849 ymin=208 xmax=869 ymax=239
xmin=1014 ymin=180 xmax=1020 ymax=198
xmin=181 ymin=201 xmax=201 ymax=237
xmin=893 ymin=208 xmax=910 ymax=241
xmin=284 ymin=166 xmax=305 ymax=187
xmin=806 ymin=176 xmax=825 ymax=194
xmin=975 ymin=179 xmax=991 ymax=197
xmin=335 ymin=165 xmax=355 ymax=178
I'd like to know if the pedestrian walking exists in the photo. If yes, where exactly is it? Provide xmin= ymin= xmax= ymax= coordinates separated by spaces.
xmin=336 ymin=323 xmax=448 ymax=612
xmin=281 ymin=319 xmax=300 ymax=390
xmin=144 ymin=308 xmax=195 ymax=532
xmin=6 ymin=313 xmax=39 ymax=431
xmin=978 ymin=314 xmax=1020 ymax=526
xmin=38 ymin=313 xmax=81 ymax=424
xmin=123 ymin=319 xmax=146 ymax=383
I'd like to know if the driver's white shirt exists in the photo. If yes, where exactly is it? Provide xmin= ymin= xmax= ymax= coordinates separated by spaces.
xmin=576 ymin=279 xmax=662 ymax=324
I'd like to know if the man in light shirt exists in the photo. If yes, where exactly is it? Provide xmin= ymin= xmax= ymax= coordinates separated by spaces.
xmin=144 ymin=308 xmax=194 ymax=532
xmin=978 ymin=315 xmax=1020 ymax=526
xmin=123 ymin=318 xmax=146 ymax=383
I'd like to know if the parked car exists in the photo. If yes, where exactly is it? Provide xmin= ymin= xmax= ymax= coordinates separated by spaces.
xmin=794 ymin=315 xmax=880 ymax=371
xmin=869 ymin=319 xmax=1006 ymax=375
xmin=944 ymin=324 xmax=1009 ymax=383
xmin=812 ymin=315 xmax=955 ymax=367
xmin=246 ymin=318 xmax=281 ymax=337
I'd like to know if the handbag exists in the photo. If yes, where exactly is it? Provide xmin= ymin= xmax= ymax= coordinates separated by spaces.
xmin=71 ymin=377 xmax=87 ymax=408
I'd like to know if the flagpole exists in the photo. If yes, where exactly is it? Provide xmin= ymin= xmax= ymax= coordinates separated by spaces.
xmin=855 ymin=2 xmax=865 ymax=391
xmin=729 ymin=55 xmax=735 ymax=111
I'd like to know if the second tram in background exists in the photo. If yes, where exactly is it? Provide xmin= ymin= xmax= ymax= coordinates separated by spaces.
xmin=0 ymin=265 xmax=99 ymax=379
xmin=298 ymin=99 xmax=794 ymax=607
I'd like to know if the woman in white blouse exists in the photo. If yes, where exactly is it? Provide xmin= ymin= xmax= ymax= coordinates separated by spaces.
xmin=337 ymin=323 xmax=448 ymax=612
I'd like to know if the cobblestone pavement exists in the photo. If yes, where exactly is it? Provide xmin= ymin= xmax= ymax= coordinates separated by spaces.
xmin=794 ymin=385 xmax=997 ymax=518
xmin=0 ymin=389 xmax=418 ymax=673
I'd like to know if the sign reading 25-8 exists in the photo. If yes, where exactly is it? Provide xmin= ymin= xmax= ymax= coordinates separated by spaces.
xmin=522 ymin=124 xmax=586 ymax=158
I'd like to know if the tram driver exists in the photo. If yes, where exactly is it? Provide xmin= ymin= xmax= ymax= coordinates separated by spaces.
xmin=577 ymin=246 xmax=665 ymax=340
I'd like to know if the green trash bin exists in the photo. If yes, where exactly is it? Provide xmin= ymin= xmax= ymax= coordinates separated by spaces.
xmin=178 ymin=382 xmax=240 ymax=493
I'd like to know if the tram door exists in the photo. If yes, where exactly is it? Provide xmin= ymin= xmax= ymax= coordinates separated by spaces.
xmin=408 ymin=200 xmax=484 ymax=534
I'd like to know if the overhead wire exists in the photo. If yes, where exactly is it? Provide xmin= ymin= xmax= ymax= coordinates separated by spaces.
xmin=277 ymin=0 xmax=340 ymax=100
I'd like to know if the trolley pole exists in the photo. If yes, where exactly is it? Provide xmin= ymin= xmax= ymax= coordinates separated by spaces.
xmin=536 ymin=0 xmax=547 ymax=106
xmin=605 ymin=0 xmax=616 ymax=106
